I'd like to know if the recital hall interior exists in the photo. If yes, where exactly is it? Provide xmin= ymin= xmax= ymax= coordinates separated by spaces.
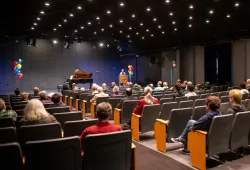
xmin=1 ymin=0 xmax=250 ymax=170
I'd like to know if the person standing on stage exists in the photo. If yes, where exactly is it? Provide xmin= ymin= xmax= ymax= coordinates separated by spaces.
xmin=119 ymin=68 xmax=126 ymax=76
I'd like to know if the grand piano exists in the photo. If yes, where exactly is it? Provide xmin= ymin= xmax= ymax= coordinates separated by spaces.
xmin=66 ymin=69 xmax=93 ymax=89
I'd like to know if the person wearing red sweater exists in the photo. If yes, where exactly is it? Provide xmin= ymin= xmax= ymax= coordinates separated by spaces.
xmin=134 ymin=86 xmax=159 ymax=116
xmin=80 ymin=102 xmax=122 ymax=147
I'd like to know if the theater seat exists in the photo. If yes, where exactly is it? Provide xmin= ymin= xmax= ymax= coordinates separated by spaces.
xmin=25 ymin=136 xmax=81 ymax=170
xmin=175 ymin=96 xmax=187 ymax=104
xmin=84 ymin=130 xmax=132 ymax=170
xmin=221 ymin=96 xmax=229 ymax=103
xmin=187 ymin=95 xmax=200 ymax=101
xmin=179 ymin=100 xmax=194 ymax=108
xmin=53 ymin=112 xmax=83 ymax=129
xmin=192 ymin=106 xmax=207 ymax=120
xmin=218 ymin=102 xmax=229 ymax=114
xmin=0 ymin=127 xmax=17 ymax=144
xmin=159 ymin=98 xmax=174 ymax=105
xmin=200 ymin=93 xmax=209 ymax=99
xmin=0 ymin=143 xmax=24 ymax=170
xmin=193 ymin=99 xmax=206 ymax=107
xmin=90 ymin=97 xmax=110 ymax=119
xmin=108 ymin=98 xmax=121 ymax=119
xmin=0 ymin=117 xmax=15 ymax=128
xmin=46 ymin=107 xmax=70 ymax=115
xmin=159 ymin=102 xmax=178 ymax=120
xmin=188 ymin=114 xmax=234 ymax=170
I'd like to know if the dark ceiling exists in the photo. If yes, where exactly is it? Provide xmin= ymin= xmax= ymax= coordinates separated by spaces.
xmin=1 ymin=0 xmax=250 ymax=50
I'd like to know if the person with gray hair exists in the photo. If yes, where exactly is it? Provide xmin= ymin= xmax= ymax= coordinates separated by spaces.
xmin=134 ymin=86 xmax=158 ymax=116
xmin=80 ymin=102 xmax=122 ymax=147
xmin=90 ymin=86 xmax=109 ymax=104
xmin=39 ymin=91 xmax=52 ymax=103
xmin=0 ymin=98 xmax=17 ymax=121
xmin=111 ymin=86 xmax=120 ymax=96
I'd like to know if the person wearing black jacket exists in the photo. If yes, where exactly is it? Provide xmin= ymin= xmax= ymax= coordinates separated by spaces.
xmin=226 ymin=89 xmax=246 ymax=115
xmin=116 ymin=88 xmax=138 ymax=109
xmin=172 ymin=84 xmax=184 ymax=99
xmin=171 ymin=96 xmax=221 ymax=154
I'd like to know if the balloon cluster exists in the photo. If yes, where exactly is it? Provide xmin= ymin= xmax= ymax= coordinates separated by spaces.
xmin=128 ymin=65 xmax=134 ymax=76
xmin=13 ymin=59 xmax=23 ymax=79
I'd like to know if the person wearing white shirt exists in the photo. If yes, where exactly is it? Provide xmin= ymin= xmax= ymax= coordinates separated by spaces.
xmin=185 ymin=84 xmax=197 ymax=97
xmin=119 ymin=69 xmax=126 ymax=76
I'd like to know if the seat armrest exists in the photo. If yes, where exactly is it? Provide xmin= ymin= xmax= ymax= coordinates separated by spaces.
xmin=132 ymin=113 xmax=141 ymax=118
xmin=154 ymin=119 xmax=168 ymax=152
xmin=131 ymin=114 xmax=141 ymax=141
xmin=156 ymin=119 xmax=168 ymax=125
xmin=115 ymin=108 xmax=121 ymax=111
xmin=114 ymin=109 xmax=122 ymax=125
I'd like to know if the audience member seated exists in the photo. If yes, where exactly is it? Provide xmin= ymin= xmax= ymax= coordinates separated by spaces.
xmin=134 ymin=87 xmax=158 ymax=116
xmin=72 ymin=83 xmax=79 ymax=91
xmin=154 ymin=81 xmax=164 ymax=91
xmin=102 ymin=83 xmax=107 ymax=93
xmin=116 ymin=88 xmax=138 ymax=109
xmin=172 ymin=84 xmax=184 ymax=99
xmin=176 ymin=79 xmax=181 ymax=85
xmin=33 ymin=87 xmax=40 ymax=96
xmin=21 ymin=92 xmax=29 ymax=101
xmin=171 ymin=96 xmax=221 ymax=154
xmin=39 ymin=91 xmax=52 ymax=104
xmin=80 ymin=102 xmax=122 ymax=147
xmin=204 ymin=82 xmax=211 ymax=90
xmin=185 ymin=84 xmax=197 ymax=97
xmin=48 ymin=92 xmax=55 ymax=99
xmin=163 ymin=82 xmax=169 ymax=89
xmin=110 ymin=86 xmax=120 ymax=97
xmin=226 ymin=89 xmax=246 ymax=115
xmin=180 ymin=83 xmax=187 ymax=92
xmin=195 ymin=84 xmax=202 ymax=92
xmin=90 ymin=87 xmax=109 ymax=104
xmin=19 ymin=99 xmax=57 ymax=126
xmin=149 ymin=84 xmax=154 ymax=88
xmin=247 ymin=79 xmax=250 ymax=92
xmin=79 ymin=87 xmax=85 ymax=93
xmin=133 ymin=83 xmax=141 ymax=92
xmin=92 ymin=83 xmax=99 ymax=95
xmin=239 ymin=82 xmax=249 ymax=94
xmin=109 ymin=82 xmax=116 ymax=90
xmin=14 ymin=88 xmax=21 ymax=97
xmin=0 ymin=98 xmax=17 ymax=121
xmin=62 ymin=84 xmax=70 ymax=94
xmin=49 ymin=94 xmax=65 ymax=108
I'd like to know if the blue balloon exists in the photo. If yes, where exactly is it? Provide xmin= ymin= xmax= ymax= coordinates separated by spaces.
xmin=18 ymin=59 xmax=22 ymax=64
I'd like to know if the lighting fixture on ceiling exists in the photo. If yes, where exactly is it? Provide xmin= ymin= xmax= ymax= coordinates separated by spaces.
xmin=31 ymin=27 xmax=35 ymax=30
xmin=189 ymin=16 xmax=193 ymax=20
xmin=120 ymin=2 xmax=124 ymax=7
xmin=53 ymin=40 xmax=58 ymax=44
xmin=189 ymin=5 xmax=194 ymax=9
xmin=153 ymin=18 xmax=157 ymax=22
xmin=120 ymin=30 xmax=123 ymax=33
xmin=45 ymin=2 xmax=50 ymax=6
xmin=206 ymin=20 xmax=210 ymax=23
xmin=127 ymin=35 xmax=130 ymax=38
xmin=235 ymin=2 xmax=239 ymax=7
xmin=119 ymin=19 xmax=123 ymax=23
xmin=33 ymin=23 xmax=37 ymax=26
xmin=158 ymin=25 xmax=162 ymax=29
xmin=140 ymin=22 xmax=143 ymax=26
xmin=40 ymin=11 xmax=45 ymax=14
xmin=227 ymin=14 xmax=231 ymax=18
xmin=58 ymin=24 xmax=62 ymax=27
xmin=169 ymin=12 xmax=173 ymax=16
xmin=109 ymin=24 xmax=113 ymax=28
xmin=136 ymin=32 xmax=139 ymax=35
xmin=128 ymin=40 xmax=132 ymax=43
xmin=146 ymin=29 xmax=149 ymax=32
xmin=162 ymin=31 xmax=165 ymax=34
xmin=64 ymin=19 xmax=67 ymax=22
xmin=77 ymin=6 xmax=82 ymax=10
xmin=101 ymin=28 xmax=104 ymax=31
xmin=96 ymin=16 xmax=100 ymax=20
xmin=189 ymin=24 xmax=192 ymax=28
xmin=99 ymin=43 xmax=104 ymax=47
xmin=129 ymin=27 xmax=132 ymax=30
xmin=94 ymin=31 xmax=97 ymax=34
xmin=107 ymin=10 xmax=111 ymax=14
xmin=174 ymin=28 xmax=177 ymax=31
xmin=88 ymin=22 xmax=91 ymax=25
xmin=53 ymin=28 xmax=57 ymax=31
xmin=172 ymin=21 xmax=176 ymax=24
xmin=147 ymin=7 xmax=151 ymax=12
xmin=151 ymin=34 xmax=154 ymax=37
xmin=69 ymin=13 xmax=74 ymax=17
xmin=166 ymin=0 xmax=170 ymax=3
xmin=81 ymin=26 xmax=84 ymax=29
xmin=37 ymin=17 xmax=41 ymax=21
xmin=209 ymin=10 xmax=214 ymax=14
xmin=74 ymin=30 xmax=78 ymax=33
xmin=132 ymin=14 xmax=135 ymax=18
xmin=142 ymin=37 xmax=145 ymax=40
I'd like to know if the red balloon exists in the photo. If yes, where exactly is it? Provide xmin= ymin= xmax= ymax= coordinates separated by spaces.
xmin=14 ymin=61 xmax=18 ymax=66
xmin=18 ymin=73 xmax=23 ymax=79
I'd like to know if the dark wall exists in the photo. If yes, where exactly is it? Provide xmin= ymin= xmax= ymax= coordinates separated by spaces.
xmin=0 ymin=39 xmax=121 ymax=92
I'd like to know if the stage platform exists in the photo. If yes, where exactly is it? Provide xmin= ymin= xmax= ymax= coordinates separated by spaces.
xmin=134 ymin=132 xmax=250 ymax=170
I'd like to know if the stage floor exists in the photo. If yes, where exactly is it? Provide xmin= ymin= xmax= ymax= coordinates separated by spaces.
xmin=134 ymin=132 xmax=250 ymax=170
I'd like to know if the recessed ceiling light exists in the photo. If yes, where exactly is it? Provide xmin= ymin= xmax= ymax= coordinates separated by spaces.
xmin=45 ymin=2 xmax=50 ymax=6
xmin=53 ymin=40 xmax=57 ymax=44
xmin=99 ymin=43 xmax=104 ymax=47
xmin=40 ymin=11 xmax=45 ymax=14
xmin=129 ymin=27 xmax=132 ymax=30
xmin=136 ymin=32 xmax=139 ymax=35
xmin=94 ymin=31 xmax=97 ymax=34
xmin=37 ymin=17 xmax=41 ymax=21
xmin=107 ymin=10 xmax=111 ymax=14
xmin=58 ymin=24 xmax=62 ymax=27
xmin=109 ymin=24 xmax=113 ymax=28
xmin=142 ymin=36 xmax=145 ymax=40
xmin=128 ymin=40 xmax=132 ymax=43
xmin=119 ymin=19 xmax=123 ymax=23
xmin=53 ymin=28 xmax=57 ymax=31
xmin=174 ymin=28 xmax=177 ymax=31
xmin=189 ymin=24 xmax=192 ymax=28
xmin=209 ymin=10 xmax=214 ymax=14
xmin=146 ymin=29 xmax=149 ymax=32
xmin=127 ymin=35 xmax=130 ymax=38
xmin=162 ymin=31 xmax=165 ymax=34
xmin=81 ymin=26 xmax=84 ymax=29
xmin=33 ymin=23 xmax=37 ymax=26
xmin=189 ymin=5 xmax=194 ymax=9
xmin=169 ymin=12 xmax=173 ymax=16
xmin=120 ymin=2 xmax=124 ymax=7
xmin=158 ymin=25 xmax=162 ymax=29
xmin=96 ymin=16 xmax=100 ymax=20
xmin=140 ymin=22 xmax=143 ymax=26
xmin=88 ymin=22 xmax=91 ymax=25
xmin=147 ymin=7 xmax=151 ymax=12
xmin=101 ymin=28 xmax=104 ymax=31
xmin=189 ymin=16 xmax=193 ymax=20
xmin=77 ymin=6 xmax=82 ymax=10
xmin=31 ymin=27 xmax=35 ymax=30
xmin=120 ymin=30 xmax=123 ymax=33
xmin=64 ymin=19 xmax=67 ymax=22
xmin=153 ymin=18 xmax=157 ymax=22
xmin=69 ymin=13 xmax=74 ymax=17
xmin=172 ymin=21 xmax=176 ymax=24
xmin=227 ymin=14 xmax=231 ymax=18
xmin=206 ymin=20 xmax=210 ymax=23
xmin=151 ymin=34 xmax=154 ymax=37
xmin=75 ymin=30 xmax=78 ymax=33
xmin=235 ymin=2 xmax=239 ymax=7
xmin=132 ymin=14 xmax=135 ymax=18
xmin=166 ymin=0 xmax=170 ymax=3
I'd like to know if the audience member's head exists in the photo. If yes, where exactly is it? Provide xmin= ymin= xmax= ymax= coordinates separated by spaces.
xmin=113 ymin=86 xmax=119 ymax=93
xmin=187 ymin=84 xmax=195 ymax=92
xmin=21 ymin=92 xmax=29 ymax=101
xmin=144 ymin=87 xmax=155 ymax=104
xmin=176 ymin=79 xmax=181 ymax=85
xmin=80 ymin=87 xmax=85 ymax=92
xmin=0 ymin=98 xmax=6 ymax=112
xmin=184 ymin=80 xmax=188 ymax=85
xmin=92 ymin=83 xmax=98 ymax=90
xmin=51 ymin=94 xmax=61 ymax=104
xmin=62 ymin=84 xmax=70 ymax=91
xmin=205 ymin=96 xmax=221 ymax=112
xmin=33 ymin=87 xmax=39 ymax=95
xmin=24 ymin=99 xmax=49 ymax=121
xmin=157 ymin=81 xmax=162 ymax=87
xmin=96 ymin=102 xmax=112 ymax=121
xmin=102 ymin=83 xmax=107 ymax=90
xmin=39 ymin=91 xmax=47 ymax=100
xmin=239 ymin=82 xmax=246 ymax=90
xmin=121 ymin=68 xmax=124 ymax=72
xmin=180 ymin=83 xmax=186 ymax=90
xmin=204 ymin=82 xmax=211 ymax=90
xmin=97 ymin=86 xmax=104 ymax=93
xmin=247 ymin=79 xmax=250 ymax=85
xmin=175 ymin=84 xmax=181 ymax=91
xmin=229 ymin=89 xmax=242 ymax=105
xmin=195 ymin=84 xmax=202 ymax=90
xmin=133 ymin=83 xmax=140 ymax=89
xmin=149 ymin=84 xmax=154 ymax=88
xmin=111 ymin=82 xmax=116 ymax=87
xmin=125 ymin=88 xmax=132 ymax=96
xmin=72 ymin=83 xmax=76 ymax=89
xmin=163 ymin=82 xmax=168 ymax=87
xmin=14 ymin=88 xmax=20 ymax=96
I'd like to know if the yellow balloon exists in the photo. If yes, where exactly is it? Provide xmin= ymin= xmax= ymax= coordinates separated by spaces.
xmin=17 ymin=64 xmax=22 ymax=69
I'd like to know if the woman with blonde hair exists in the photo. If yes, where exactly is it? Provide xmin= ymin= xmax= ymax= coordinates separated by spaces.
xmin=134 ymin=86 xmax=158 ymax=115
xmin=19 ymin=99 xmax=57 ymax=126
xmin=111 ymin=86 xmax=120 ymax=96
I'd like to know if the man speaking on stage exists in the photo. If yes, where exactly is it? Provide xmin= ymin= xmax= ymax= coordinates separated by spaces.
xmin=119 ymin=68 xmax=126 ymax=76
